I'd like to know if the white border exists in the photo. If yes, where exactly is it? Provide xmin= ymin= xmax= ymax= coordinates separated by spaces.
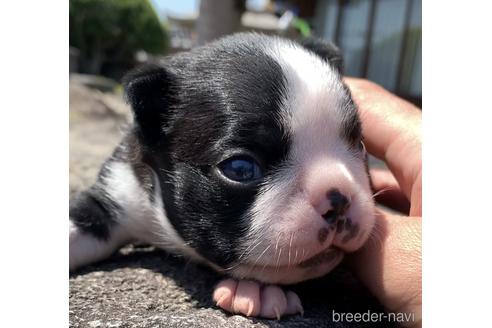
xmin=0 ymin=1 xmax=68 ymax=327
xmin=424 ymin=1 xmax=492 ymax=327
xmin=1 ymin=1 xmax=492 ymax=327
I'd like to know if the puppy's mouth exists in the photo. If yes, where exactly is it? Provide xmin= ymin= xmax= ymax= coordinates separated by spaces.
xmin=227 ymin=246 xmax=345 ymax=284
xmin=297 ymin=247 xmax=343 ymax=268
xmin=238 ymin=246 xmax=344 ymax=271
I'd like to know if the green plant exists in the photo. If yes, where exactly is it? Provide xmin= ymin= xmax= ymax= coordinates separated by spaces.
xmin=69 ymin=0 xmax=168 ymax=76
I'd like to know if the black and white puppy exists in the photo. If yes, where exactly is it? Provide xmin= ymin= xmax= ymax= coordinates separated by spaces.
xmin=69 ymin=33 xmax=375 ymax=319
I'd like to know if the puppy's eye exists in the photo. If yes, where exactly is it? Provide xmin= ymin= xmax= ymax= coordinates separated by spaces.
xmin=218 ymin=156 xmax=263 ymax=182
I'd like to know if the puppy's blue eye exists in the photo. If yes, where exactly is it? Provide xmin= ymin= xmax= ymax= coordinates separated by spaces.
xmin=219 ymin=157 xmax=263 ymax=182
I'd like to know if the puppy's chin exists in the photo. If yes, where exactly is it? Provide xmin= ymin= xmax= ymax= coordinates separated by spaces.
xmin=229 ymin=247 xmax=345 ymax=285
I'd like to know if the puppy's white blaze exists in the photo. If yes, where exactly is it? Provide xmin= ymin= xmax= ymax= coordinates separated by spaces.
xmin=266 ymin=39 xmax=344 ymax=132
xmin=103 ymin=161 xmax=222 ymax=271
xmin=240 ymin=39 xmax=374 ymax=271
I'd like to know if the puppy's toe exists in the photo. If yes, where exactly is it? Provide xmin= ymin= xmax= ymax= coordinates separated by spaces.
xmin=213 ymin=279 xmax=261 ymax=316
xmin=284 ymin=290 xmax=304 ymax=315
xmin=260 ymin=285 xmax=288 ymax=320
xmin=213 ymin=278 xmax=238 ymax=312
xmin=232 ymin=280 xmax=261 ymax=316
xmin=213 ymin=279 xmax=303 ymax=320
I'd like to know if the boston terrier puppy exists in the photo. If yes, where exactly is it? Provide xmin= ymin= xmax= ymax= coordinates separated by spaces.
xmin=69 ymin=33 xmax=375 ymax=319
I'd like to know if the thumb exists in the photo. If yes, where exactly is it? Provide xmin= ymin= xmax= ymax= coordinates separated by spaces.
xmin=346 ymin=209 xmax=422 ymax=326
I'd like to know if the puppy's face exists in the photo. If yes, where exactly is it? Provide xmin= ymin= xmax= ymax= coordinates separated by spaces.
xmin=125 ymin=34 xmax=375 ymax=284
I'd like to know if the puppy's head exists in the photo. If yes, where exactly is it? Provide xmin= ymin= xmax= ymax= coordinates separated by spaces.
xmin=124 ymin=33 xmax=375 ymax=284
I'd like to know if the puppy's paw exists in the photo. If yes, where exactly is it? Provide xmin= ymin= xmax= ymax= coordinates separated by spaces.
xmin=212 ymin=278 xmax=303 ymax=320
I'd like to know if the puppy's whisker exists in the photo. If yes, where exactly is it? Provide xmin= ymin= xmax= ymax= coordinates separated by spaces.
xmin=242 ymin=238 xmax=266 ymax=259
xmin=275 ymin=232 xmax=281 ymax=253
xmin=288 ymin=232 xmax=293 ymax=268
xmin=293 ymin=247 xmax=299 ymax=265
xmin=275 ymin=247 xmax=283 ymax=273
xmin=237 ymin=235 xmax=263 ymax=262
xmin=366 ymin=222 xmax=385 ymax=250
xmin=223 ymin=238 xmax=264 ymax=271
xmin=372 ymin=187 xmax=395 ymax=199
xmin=244 ymin=244 xmax=272 ymax=277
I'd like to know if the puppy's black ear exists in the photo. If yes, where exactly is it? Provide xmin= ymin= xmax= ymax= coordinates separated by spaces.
xmin=301 ymin=37 xmax=344 ymax=74
xmin=123 ymin=63 xmax=175 ymax=145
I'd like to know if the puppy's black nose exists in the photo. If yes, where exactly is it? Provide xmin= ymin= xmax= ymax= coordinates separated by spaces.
xmin=327 ymin=188 xmax=350 ymax=215
xmin=322 ymin=189 xmax=350 ymax=223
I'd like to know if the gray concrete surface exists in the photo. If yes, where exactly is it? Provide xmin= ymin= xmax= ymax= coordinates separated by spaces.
xmin=69 ymin=80 xmax=393 ymax=328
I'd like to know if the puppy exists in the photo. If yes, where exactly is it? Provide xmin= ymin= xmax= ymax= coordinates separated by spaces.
xmin=69 ymin=33 xmax=375 ymax=319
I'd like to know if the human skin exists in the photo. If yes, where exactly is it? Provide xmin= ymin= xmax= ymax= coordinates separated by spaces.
xmin=344 ymin=78 xmax=422 ymax=328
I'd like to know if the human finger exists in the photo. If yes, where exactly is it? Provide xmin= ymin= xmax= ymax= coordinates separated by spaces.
xmin=370 ymin=168 xmax=410 ymax=214
xmin=344 ymin=78 xmax=421 ymax=215
xmin=347 ymin=208 xmax=422 ymax=327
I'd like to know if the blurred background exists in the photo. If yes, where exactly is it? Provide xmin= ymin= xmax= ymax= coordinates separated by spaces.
xmin=69 ymin=0 xmax=421 ymax=106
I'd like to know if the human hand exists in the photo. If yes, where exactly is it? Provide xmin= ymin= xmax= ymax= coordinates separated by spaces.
xmin=344 ymin=78 xmax=422 ymax=327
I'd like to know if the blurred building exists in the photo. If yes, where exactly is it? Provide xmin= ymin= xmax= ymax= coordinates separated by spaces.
xmin=313 ymin=0 xmax=421 ymax=105
xmin=155 ymin=0 xmax=421 ymax=105
xmin=70 ymin=0 xmax=421 ymax=105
